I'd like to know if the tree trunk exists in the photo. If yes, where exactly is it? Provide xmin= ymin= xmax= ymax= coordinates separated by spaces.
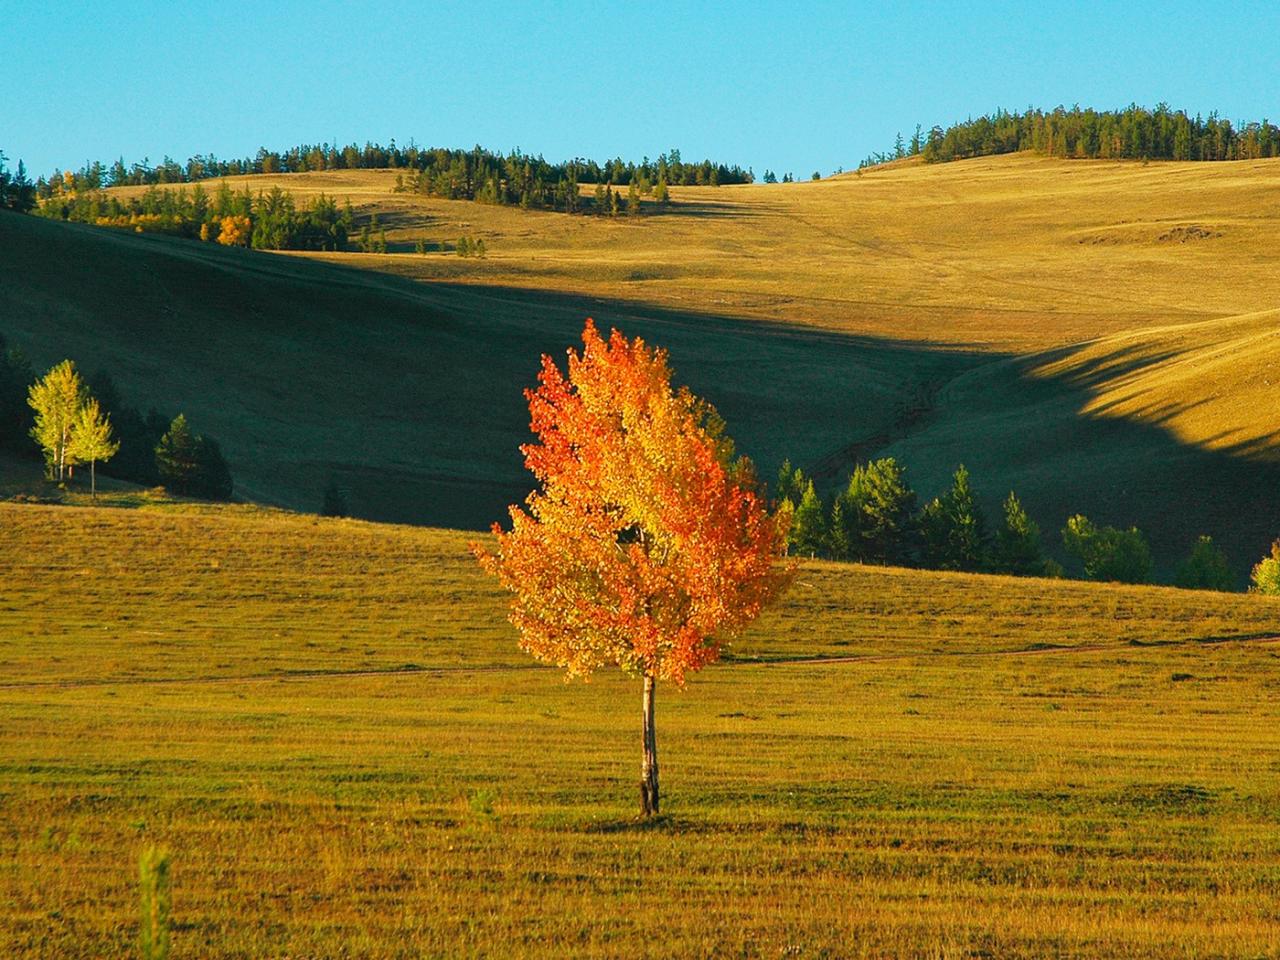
xmin=90 ymin=459 xmax=96 ymax=498
xmin=640 ymin=674 xmax=659 ymax=817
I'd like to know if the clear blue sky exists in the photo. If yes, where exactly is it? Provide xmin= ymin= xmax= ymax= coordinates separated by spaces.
xmin=5 ymin=0 xmax=1279 ymax=178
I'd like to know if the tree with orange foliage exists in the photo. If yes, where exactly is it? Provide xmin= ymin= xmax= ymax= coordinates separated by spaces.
xmin=216 ymin=215 xmax=252 ymax=247
xmin=474 ymin=320 xmax=792 ymax=816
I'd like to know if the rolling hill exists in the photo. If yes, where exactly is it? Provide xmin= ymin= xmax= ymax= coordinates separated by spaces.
xmin=4 ymin=152 xmax=1280 ymax=576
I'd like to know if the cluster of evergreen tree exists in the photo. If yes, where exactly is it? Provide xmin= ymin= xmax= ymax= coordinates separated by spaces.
xmin=2 ymin=337 xmax=233 ymax=501
xmin=778 ymin=458 xmax=1059 ymax=576
xmin=0 ymin=150 xmax=36 ymax=212
xmin=83 ymin=369 xmax=231 ymax=498
xmin=35 ymin=183 xmax=351 ymax=251
xmin=918 ymin=105 xmax=1280 ymax=164
xmin=36 ymin=143 xmax=752 ymax=203
xmin=391 ymin=148 xmax=689 ymax=214
xmin=777 ymin=457 xmax=1239 ymax=589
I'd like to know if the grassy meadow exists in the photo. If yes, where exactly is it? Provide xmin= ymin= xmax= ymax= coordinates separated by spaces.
xmin=5 ymin=152 xmax=1280 ymax=577
xmin=4 ymin=503 xmax=1280 ymax=957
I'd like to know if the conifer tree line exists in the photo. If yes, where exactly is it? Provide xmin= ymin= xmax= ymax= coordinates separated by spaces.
xmin=776 ymin=457 xmax=1277 ymax=593
xmin=32 ymin=142 xmax=752 ymax=203
xmin=35 ymin=182 xmax=351 ymax=251
xmin=0 ymin=336 xmax=232 ymax=500
xmin=914 ymin=105 xmax=1280 ymax=164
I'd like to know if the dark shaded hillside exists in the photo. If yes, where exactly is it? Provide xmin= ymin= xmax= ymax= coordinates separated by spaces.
xmin=4 ymin=202 xmax=1277 ymax=580
xmin=0 ymin=213 xmax=960 ymax=526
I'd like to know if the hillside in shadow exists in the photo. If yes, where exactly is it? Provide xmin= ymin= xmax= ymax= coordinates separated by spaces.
xmin=3 ymin=212 xmax=1276 ymax=582
xmin=0 ymin=213 xmax=971 ymax=526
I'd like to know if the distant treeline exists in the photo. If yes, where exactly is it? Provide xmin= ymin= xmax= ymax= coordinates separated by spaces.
xmin=920 ymin=105 xmax=1280 ymax=164
xmin=36 ymin=183 xmax=352 ymax=251
xmin=34 ymin=143 xmax=752 ymax=203
xmin=392 ymin=161 xmax=670 ymax=214
xmin=854 ymin=105 xmax=1280 ymax=169
xmin=777 ymin=457 xmax=1274 ymax=593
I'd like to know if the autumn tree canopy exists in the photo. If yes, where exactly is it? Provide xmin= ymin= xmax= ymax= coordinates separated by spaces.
xmin=475 ymin=319 xmax=791 ymax=814
xmin=476 ymin=318 xmax=791 ymax=682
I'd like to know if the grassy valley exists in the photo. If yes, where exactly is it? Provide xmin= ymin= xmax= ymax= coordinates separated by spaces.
xmin=6 ymin=153 xmax=1280 ymax=575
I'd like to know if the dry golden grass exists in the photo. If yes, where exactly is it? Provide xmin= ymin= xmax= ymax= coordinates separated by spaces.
xmin=129 ymin=154 xmax=1280 ymax=350
xmin=4 ymin=502 xmax=1280 ymax=957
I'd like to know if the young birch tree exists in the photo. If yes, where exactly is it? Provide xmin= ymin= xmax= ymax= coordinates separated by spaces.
xmin=474 ymin=320 xmax=792 ymax=817
xmin=28 ymin=360 xmax=85 ymax=481
xmin=69 ymin=398 xmax=120 ymax=497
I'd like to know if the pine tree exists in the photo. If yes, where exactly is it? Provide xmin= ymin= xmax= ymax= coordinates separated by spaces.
xmin=774 ymin=459 xmax=805 ymax=508
xmin=992 ymin=492 xmax=1045 ymax=575
xmin=68 ymin=397 xmax=119 ymax=497
xmin=155 ymin=414 xmax=232 ymax=500
xmin=846 ymin=458 xmax=917 ymax=565
xmin=827 ymin=495 xmax=852 ymax=560
xmin=594 ymin=181 xmax=607 ymax=215
xmin=155 ymin=414 xmax=199 ymax=494
xmin=789 ymin=480 xmax=827 ymax=557
xmin=653 ymin=177 xmax=669 ymax=207
xmin=28 ymin=359 xmax=85 ymax=481
xmin=920 ymin=464 xmax=987 ymax=571
xmin=628 ymin=179 xmax=641 ymax=216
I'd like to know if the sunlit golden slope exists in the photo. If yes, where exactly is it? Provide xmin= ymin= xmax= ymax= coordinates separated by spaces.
xmin=112 ymin=152 xmax=1280 ymax=349
xmin=1030 ymin=308 xmax=1280 ymax=460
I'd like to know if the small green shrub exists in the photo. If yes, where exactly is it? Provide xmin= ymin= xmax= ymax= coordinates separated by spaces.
xmin=468 ymin=788 xmax=498 ymax=822
xmin=1250 ymin=540 xmax=1280 ymax=595
xmin=139 ymin=846 xmax=171 ymax=960
xmin=1174 ymin=535 xmax=1234 ymax=591
xmin=1062 ymin=515 xmax=1152 ymax=584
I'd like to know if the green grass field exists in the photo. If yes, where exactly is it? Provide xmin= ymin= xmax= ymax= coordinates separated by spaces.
xmin=4 ymin=503 xmax=1280 ymax=958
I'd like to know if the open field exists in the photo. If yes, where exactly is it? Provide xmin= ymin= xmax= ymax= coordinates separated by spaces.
xmin=5 ymin=153 xmax=1280 ymax=575
xmin=4 ymin=503 xmax=1280 ymax=957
